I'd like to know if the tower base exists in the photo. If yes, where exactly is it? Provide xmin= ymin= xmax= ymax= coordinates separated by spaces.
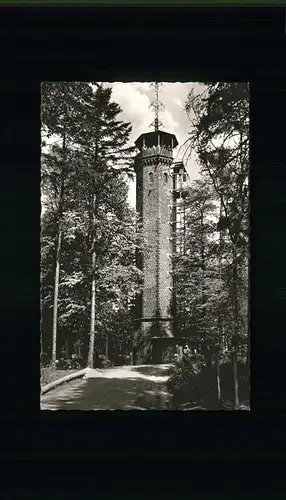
xmin=133 ymin=319 xmax=176 ymax=365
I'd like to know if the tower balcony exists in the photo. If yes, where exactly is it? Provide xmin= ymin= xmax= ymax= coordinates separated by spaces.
xmin=139 ymin=145 xmax=174 ymax=159
xmin=172 ymin=184 xmax=189 ymax=199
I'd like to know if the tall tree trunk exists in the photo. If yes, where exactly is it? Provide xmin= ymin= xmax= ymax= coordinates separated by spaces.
xmin=200 ymin=209 xmax=206 ymax=328
xmin=216 ymin=356 xmax=221 ymax=401
xmin=87 ymin=133 xmax=100 ymax=368
xmin=200 ymin=209 xmax=205 ymax=272
xmin=52 ymin=225 xmax=62 ymax=366
xmin=232 ymin=249 xmax=240 ymax=410
xmin=105 ymin=332 xmax=109 ymax=360
xmin=51 ymin=132 xmax=66 ymax=367
xmin=88 ymin=191 xmax=97 ymax=368
xmin=232 ymin=350 xmax=239 ymax=409
xmin=215 ymin=202 xmax=223 ymax=403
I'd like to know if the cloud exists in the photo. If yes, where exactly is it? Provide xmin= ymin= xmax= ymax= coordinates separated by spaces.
xmin=110 ymin=83 xmax=153 ymax=138
xmin=161 ymin=109 xmax=179 ymax=134
xmin=110 ymin=82 xmax=180 ymax=141
xmin=131 ymin=82 xmax=151 ymax=93
xmin=172 ymin=97 xmax=183 ymax=107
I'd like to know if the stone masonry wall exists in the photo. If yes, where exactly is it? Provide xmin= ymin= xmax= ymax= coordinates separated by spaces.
xmin=140 ymin=157 xmax=173 ymax=336
xmin=158 ymin=163 xmax=173 ymax=336
xmin=134 ymin=149 xmax=175 ymax=364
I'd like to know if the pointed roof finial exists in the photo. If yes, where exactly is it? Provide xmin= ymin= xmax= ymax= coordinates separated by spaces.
xmin=149 ymin=82 xmax=165 ymax=131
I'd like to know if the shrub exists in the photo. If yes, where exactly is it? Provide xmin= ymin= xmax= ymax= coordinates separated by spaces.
xmin=41 ymin=361 xmax=57 ymax=385
xmin=98 ymin=354 xmax=113 ymax=368
xmin=167 ymin=350 xmax=250 ymax=410
xmin=40 ymin=351 xmax=50 ymax=367
xmin=57 ymin=354 xmax=82 ymax=370
xmin=167 ymin=351 xmax=207 ymax=409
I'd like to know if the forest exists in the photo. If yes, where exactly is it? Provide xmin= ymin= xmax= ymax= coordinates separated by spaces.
xmin=41 ymin=81 xmax=249 ymax=409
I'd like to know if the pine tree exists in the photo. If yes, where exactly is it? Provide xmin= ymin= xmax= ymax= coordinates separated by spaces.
xmin=41 ymin=83 xmax=141 ymax=370
xmin=41 ymin=82 xmax=92 ymax=366
xmin=71 ymin=84 xmax=135 ymax=368
xmin=185 ymin=82 xmax=249 ymax=408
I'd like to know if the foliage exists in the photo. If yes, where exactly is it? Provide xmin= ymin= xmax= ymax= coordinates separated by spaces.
xmin=167 ymin=351 xmax=249 ymax=410
xmin=41 ymin=82 xmax=142 ymax=367
xmin=186 ymin=82 xmax=249 ymax=259
xmin=167 ymin=350 xmax=209 ymax=409
xmin=40 ymin=360 xmax=78 ymax=386
xmin=97 ymin=355 xmax=113 ymax=369
xmin=169 ymin=82 xmax=250 ymax=409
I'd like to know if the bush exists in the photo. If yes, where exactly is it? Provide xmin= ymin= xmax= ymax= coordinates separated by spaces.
xmin=57 ymin=354 xmax=82 ymax=370
xmin=167 ymin=350 xmax=250 ymax=410
xmin=41 ymin=361 xmax=57 ymax=385
xmin=40 ymin=351 xmax=50 ymax=367
xmin=167 ymin=351 xmax=207 ymax=409
xmin=98 ymin=354 xmax=113 ymax=368
xmin=41 ymin=355 xmax=83 ymax=386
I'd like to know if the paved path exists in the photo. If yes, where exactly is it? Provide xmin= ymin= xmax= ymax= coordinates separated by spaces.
xmin=41 ymin=364 xmax=172 ymax=410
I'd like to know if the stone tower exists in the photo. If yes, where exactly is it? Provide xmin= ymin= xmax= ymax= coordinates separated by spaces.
xmin=134 ymin=129 xmax=178 ymax=364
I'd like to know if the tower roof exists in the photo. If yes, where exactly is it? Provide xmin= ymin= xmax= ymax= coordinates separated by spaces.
xmin=135 ymin=130 xmax=178 ymax=150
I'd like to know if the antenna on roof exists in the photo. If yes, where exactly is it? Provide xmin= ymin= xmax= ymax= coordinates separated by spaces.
xmin=149 ymin=82 xmax=165 ymax=131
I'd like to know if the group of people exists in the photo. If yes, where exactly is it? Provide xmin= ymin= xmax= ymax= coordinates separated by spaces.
xmin=175 ymin=343 xmax=198 ymax=362
xmin=142 ymin=144 xmax=172 ymax=153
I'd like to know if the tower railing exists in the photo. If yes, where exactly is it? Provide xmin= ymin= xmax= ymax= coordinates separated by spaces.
xmin=139 ymin=145 xmax=173 ymax=158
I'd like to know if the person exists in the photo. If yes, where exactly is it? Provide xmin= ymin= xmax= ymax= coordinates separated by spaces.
xmin=175 ymin=344 xmax=182 ymax=355
xmin=125 ymin=352 xmax=133 ymax=365
xmin=182 ymin=344 xmax=192 ymax=368
xmin=182 ymin=344 xmax=191 ymax=356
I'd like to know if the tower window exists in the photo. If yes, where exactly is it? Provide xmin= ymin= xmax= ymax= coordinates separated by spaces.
xmin=149 ymin=172 xmax=154 ymax=188
xmin=183 ymin=173 xmax=187 ymax=182
xmin=164 ymin=173 xmax=168 ymax=184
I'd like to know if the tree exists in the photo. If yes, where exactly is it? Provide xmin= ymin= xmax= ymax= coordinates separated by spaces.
xmin=185 ymin=82 xmax=249 ymax=408
xmin=41 ymin=82 xmax=92 ymax=366
xmin=41 ymin=83 xmax=141 ymax=370
xmin=69 ymin=84 xmax=135 ymax=368
xmin=174 ymin=179 xmax=229 ymax=402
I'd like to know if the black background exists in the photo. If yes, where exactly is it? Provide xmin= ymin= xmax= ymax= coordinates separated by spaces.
xmin=1 ymin=5 xmax=286 ymax=494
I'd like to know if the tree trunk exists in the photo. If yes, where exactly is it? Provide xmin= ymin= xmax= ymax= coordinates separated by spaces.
xmin=88 ymin=240 xmax=96 ymax=368
xmin=51 ymin=130 xmax=66 ymax=368
xmin=105 ymin=332 xmax=109 ymax=360
xmin=232 ymin=251 xmax=240 ymax=409
xmin=51 ymin=214 xmax=62 ymax=367
xmin=200 ymin=209 xmax=205 ymax=272
xmin=215 ymin=202 xmax=223 ymax=403
xmin=40 ymin=325 xmax=43 ymax=358
xmin=216 ymin=355 xmax=221 ymax=402
xmin=87 ymin=192 xmax=97 ymax=368
xmin=232 ymin=351 xmax=239 ymax=409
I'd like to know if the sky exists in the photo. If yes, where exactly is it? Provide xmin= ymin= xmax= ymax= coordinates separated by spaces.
xmin=105 ymin=82 xmax=205 ymax=207
xmin=42 ymin=82 xmax=205 ymax=212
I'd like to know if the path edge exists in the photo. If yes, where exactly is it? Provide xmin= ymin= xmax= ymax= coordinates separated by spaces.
xmin=41 ymin=367 xmax=93 ymax=395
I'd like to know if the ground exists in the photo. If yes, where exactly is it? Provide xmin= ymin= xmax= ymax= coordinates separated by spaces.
xmin=41 ymin=364 xmax=172 ymax=410
xmin=41 ymin=368 xmax=78 ymax=386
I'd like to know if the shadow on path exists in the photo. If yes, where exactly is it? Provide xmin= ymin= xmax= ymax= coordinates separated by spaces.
xmin=129 ymin=364 xmax=172 ymax=377
xmin=41 ymin=365 xmax=171 ymax=411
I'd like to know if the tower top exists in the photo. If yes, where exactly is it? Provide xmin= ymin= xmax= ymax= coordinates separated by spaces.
xmin=135 ymin=130 xmax=178 ymax=151
xmin=134 ymin=81 xmax=178 ymax=154
xmin=149 ymin=82 xmax=164 ymax=131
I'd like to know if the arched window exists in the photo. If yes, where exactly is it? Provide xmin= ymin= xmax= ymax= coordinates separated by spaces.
xmin=149 ymin=172 xmax=154 ymax=188
xmin=164 ymin=173 xmax=168 ymax=184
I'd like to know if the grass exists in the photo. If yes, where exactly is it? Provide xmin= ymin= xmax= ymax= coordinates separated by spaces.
xmin=41 ymin=366 xmax=78 ymax=386
xmin=176 ymin=399 xmax=250 ymax=411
